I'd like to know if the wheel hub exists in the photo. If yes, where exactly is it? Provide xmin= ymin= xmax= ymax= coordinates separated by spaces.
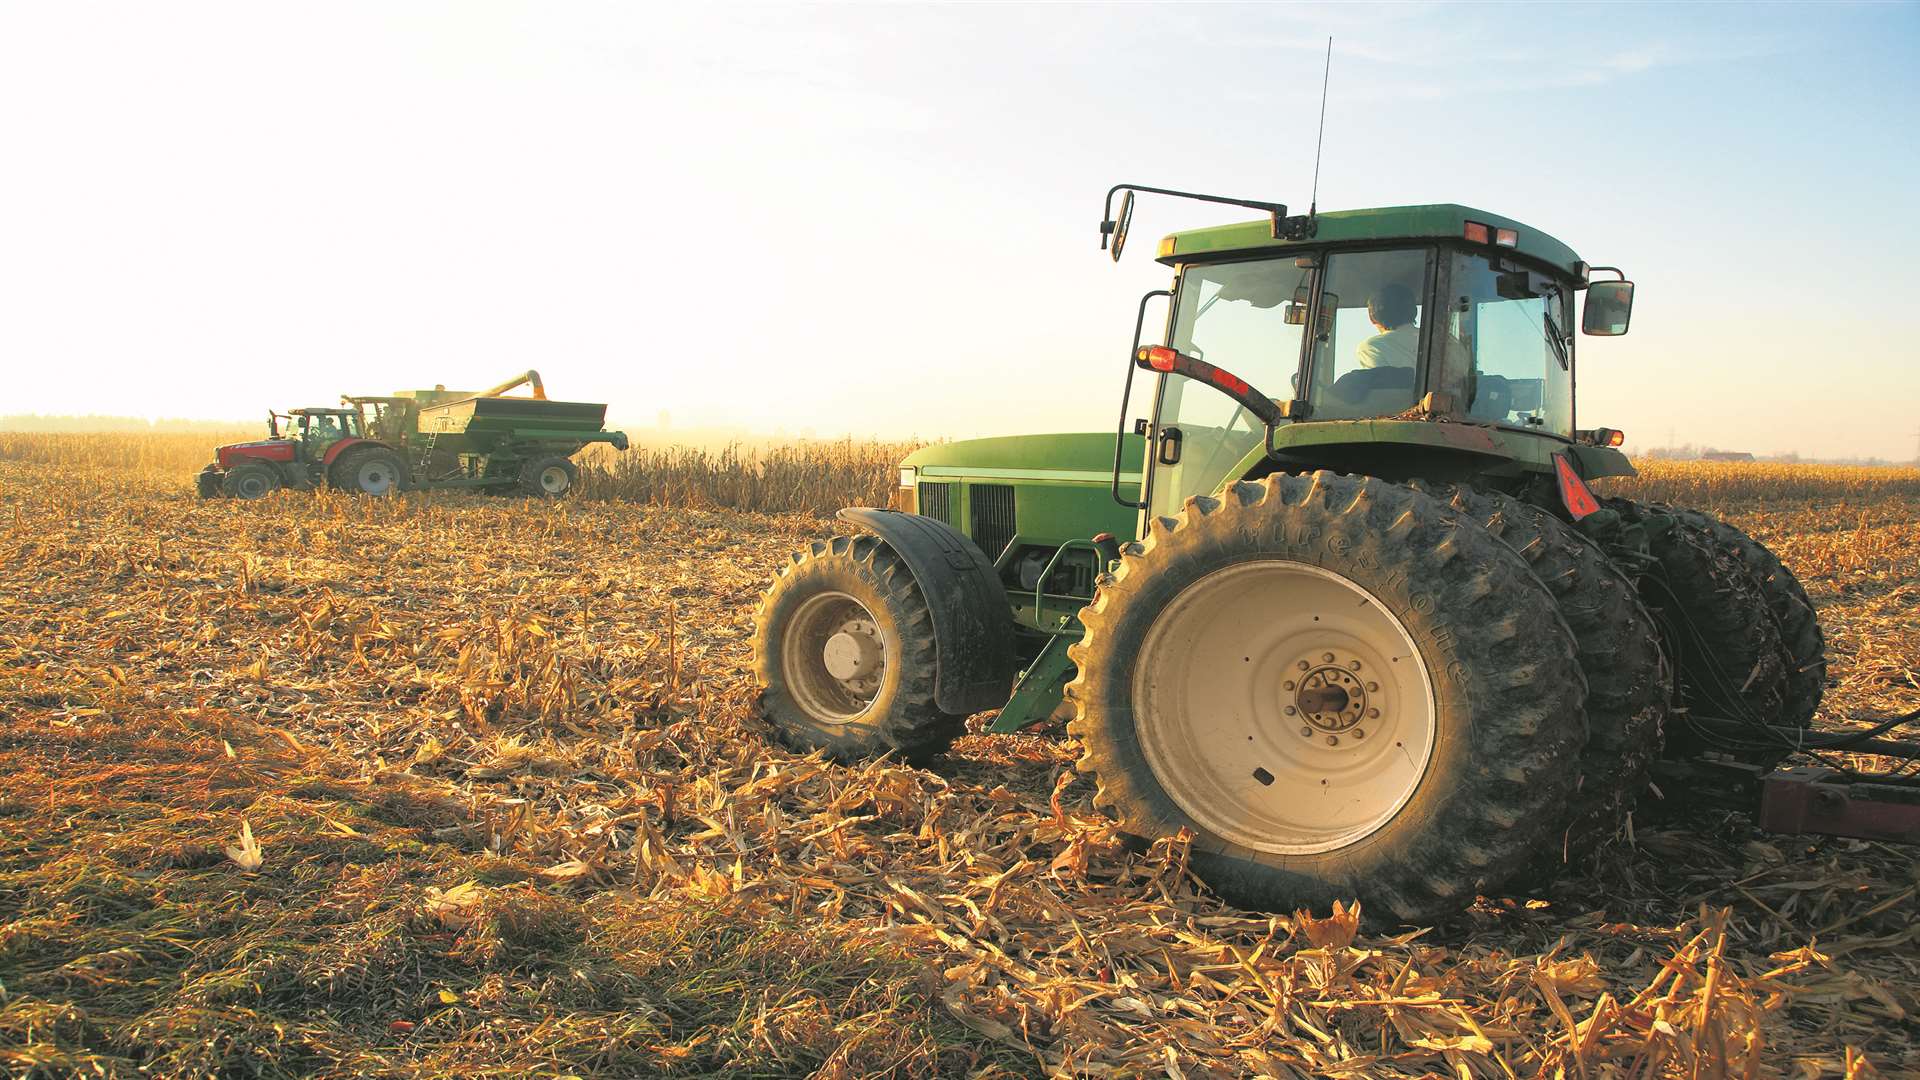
xmin=781 ymin=592 xmax=887 ymax=724
xmin=1288 ymin=656 xmax=1374 ymax=739
xmin=822 ymin=619 xmax=882 ymax=685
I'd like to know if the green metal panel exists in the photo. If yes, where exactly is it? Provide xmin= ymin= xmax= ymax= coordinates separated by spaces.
xmin=1160 ymin=204 xmax=1584 ymax=278
xmin=909 ymin=432 xmax=1144 ymax=549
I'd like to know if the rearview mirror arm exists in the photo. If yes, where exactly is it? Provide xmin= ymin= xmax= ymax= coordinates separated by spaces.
xmin=1101 ymin=184 xmax=1290 ymax=253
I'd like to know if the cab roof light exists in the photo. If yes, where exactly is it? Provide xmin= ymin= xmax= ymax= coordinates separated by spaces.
xmin=1494 ymin=227 xmax=1519 ymax=248
xmin=1463 ymin=221 xmax=1490 ymax=244
xmin=1607 ymin=429 xmax=1627 ymax=448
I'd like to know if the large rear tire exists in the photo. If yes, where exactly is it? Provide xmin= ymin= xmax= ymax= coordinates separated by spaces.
xmin=1612 ymin=501 xmax=1792 ymax=762
xmin=1669 ymin=509 xmax=1825 ymax=730
xmin=1067 ymin=473 xmax=1589 ymax=925
xmin=751 ymin=534 xmax=965 ymax=763
xmin=1420 ymin=485 xmax=1671 ymax=866
xmin=329 ymin=446 xmax=408 ymax=496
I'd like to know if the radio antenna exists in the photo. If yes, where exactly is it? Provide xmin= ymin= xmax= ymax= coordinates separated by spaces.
xmin=1309 ymin=36 xmax=1332 ymax=218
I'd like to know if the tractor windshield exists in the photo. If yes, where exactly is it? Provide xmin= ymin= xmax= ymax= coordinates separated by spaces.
xmin=1433 ymin=252 xmax=1574 ymax=435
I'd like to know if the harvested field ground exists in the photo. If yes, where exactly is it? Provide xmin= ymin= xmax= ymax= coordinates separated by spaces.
xmin=1 ymin=441 xmax=1917 ymax=1078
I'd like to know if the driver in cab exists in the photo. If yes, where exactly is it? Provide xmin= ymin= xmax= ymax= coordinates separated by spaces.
xmin=1356 ymin=284 xmax=1418 ymax=370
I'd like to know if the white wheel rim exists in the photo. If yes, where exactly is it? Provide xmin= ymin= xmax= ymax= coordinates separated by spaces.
xmin=237 ymin=473 xmax=269 ymax=497
xmin=357 ymin=460 xmax=396 ymax=494
xmin=781 ymin=590 xmax=886 ymax=724
xmin=540 ymin=466 xmax=569 ymax=494
xmin=1133 ymin=560 xmax=1437 ymax=855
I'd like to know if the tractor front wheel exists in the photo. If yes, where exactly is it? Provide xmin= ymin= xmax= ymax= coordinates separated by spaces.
xmin=752 ymin=534 xmax=966 ymax=763
xmin=519 ymin=455 xmax=580 ymax=499
xmin=1067 ymin=473 xmax=1589 ymax=925
xmin=222 ymin=463 xmax=281 ymax=500
xmin=329 ymin=446 xmax=408 ymax=496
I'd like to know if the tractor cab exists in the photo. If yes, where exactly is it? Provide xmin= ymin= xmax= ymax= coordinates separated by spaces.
xmin=1119 ymin=200 xmax=1636 ymax=519
xmin=282 ymin=407 xmax=364 ymax=461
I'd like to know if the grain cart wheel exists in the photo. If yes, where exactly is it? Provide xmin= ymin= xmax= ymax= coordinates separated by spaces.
xmin=1669 ymin=508 xmax=1825 ymax=729
xmin=221 ymin=463 xmax=280 ymax=499
xmin=1067 ymin=472 xmax=1588 ymax=925
xmin=519 ymin=455 xmax=580 ymax=499
xmin=329 ymin=446 xmax=407 ymax=496
xmin=752 ymin=534 xmax=966 ymax=763
xmin=1419 ymin=484 xmax=1671 ymax=866
xmin=1611 ymin=501 xmax=1792 ymax=761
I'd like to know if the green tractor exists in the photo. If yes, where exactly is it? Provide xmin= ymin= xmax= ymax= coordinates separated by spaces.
xmin=752 ymin=188 xmax=1825 ymax=924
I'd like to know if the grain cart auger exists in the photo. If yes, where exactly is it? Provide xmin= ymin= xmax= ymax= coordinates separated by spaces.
xmin=196 ymin=370 xmax=628 ymax=499
xmin=751 ymin=187 xmax=1828 ymax=925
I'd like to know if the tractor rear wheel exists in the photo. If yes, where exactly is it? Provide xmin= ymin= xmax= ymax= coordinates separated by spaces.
xmin=1067 ymin=472 xmax=1588 ymax=925
xmin=1669 ymin=509 xmax=1825 ymax=730
xmin=752 ymin=533 xmax=965 ymax=763
xmin=519 ymin=455 xmax=580 ymax=499
xmin=1613 ymin=501 xmax=1792 ymax=761
xmin=1420 ymin=485 xmax=1670 ymax=866
xmin=222 ymin=463 xmax=280 ymax=499
xmin=329 ymin=446 xmax=408 ymax=496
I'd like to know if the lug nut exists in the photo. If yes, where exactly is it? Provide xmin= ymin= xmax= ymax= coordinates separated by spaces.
xmin=1298 ymin=660 xmax=1310 ymax=671
xmin=1284 ymin=706 xmax=1297 ymax=716
xmin=1325 ymin=735 xmax=1339 ymax=746
xmin=1283 ymin=680 xmax=1295 ymax=691
xmin=1367 ymin=708 xmax=1380 ymax=719
xmin=1322 ymin=652 xmax=1335 ymax=663
xmin=1367 ymin=682 xmax=1379 ymax=692
xmin=1300 ymin=726 xmax=1312 ymax=737
xmin=1349 ymin=660 xmax=1362 ymax=670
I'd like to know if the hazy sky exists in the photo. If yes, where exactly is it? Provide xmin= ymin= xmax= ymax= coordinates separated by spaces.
xmin=3 ymin=2 xmax=1917 ymax=460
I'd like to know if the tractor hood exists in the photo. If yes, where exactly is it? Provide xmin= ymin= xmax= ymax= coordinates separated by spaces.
xmin=215 ymin=439 xmax=297 ymax=468
xmin=904 ymin=432 xmax=1144 ymax=484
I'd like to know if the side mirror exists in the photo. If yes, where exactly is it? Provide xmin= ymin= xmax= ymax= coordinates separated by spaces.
xmin=1282 ymin=302 xmax=1307 ymax=326
xmin=1104 ymin=189 xmax=1135 ymax=263
xmin=1582 ymin=280 xmax=1635 ymax=336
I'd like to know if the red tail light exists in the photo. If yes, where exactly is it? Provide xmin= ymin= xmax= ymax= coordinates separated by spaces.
xmin=1139 ymin=345 xmax=1178 ymax=372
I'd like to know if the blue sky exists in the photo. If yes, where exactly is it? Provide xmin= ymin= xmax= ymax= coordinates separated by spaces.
xmin=2 ymin=2 xmax=1916 ymax=460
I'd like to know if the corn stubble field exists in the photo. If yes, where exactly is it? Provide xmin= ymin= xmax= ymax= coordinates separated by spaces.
xmin=1 ymin=432 xmax=1917 ymax=1079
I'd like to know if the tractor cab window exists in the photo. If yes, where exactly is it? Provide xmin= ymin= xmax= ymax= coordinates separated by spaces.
xmin=1155 ymin=257 xmax=1312 ymax=516
xmin=1440 ymin=253 xmax=1573 ymax=435
xmin=1305 ymin=248 xmax=1432 ymax=421
xmin=299 ymin=413 xmax=358 ymax=451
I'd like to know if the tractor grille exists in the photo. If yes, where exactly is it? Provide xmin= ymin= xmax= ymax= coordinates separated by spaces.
xmin=969 ymin=484 xmax=1017 ymax=560
xmin=917 ymin=482 xmax=952 ymax=525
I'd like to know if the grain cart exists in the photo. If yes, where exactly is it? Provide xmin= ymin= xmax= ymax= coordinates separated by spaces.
xmin=752 ymin=189 xmax=1828 ymax=925
xmin=196 ymin=370 xmax=628 ymax=498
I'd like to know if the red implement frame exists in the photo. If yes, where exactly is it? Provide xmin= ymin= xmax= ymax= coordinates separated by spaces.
xmin=1757 ymin=766 xmax=1920 ymax=845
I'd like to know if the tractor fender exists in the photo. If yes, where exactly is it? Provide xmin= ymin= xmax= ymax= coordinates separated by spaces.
xmin=836 ymin=507 xmax=1017 ymax=715
xmin=321 ymin=437 xmax=392 ymax=467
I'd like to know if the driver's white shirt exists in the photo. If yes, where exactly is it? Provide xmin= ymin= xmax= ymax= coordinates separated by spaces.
xmin=1356 ymin=324 xmax=1418 ymax=370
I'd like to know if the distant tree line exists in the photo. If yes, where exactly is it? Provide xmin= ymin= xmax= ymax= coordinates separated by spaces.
xmin=0 ymin=414 xmax=251 ymax=434
xmin=1645 ymin=442 xmax=1907 ymax=467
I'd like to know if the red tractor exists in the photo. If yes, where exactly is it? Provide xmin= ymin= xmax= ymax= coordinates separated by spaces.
xmin=196 ymin=407 xmax=407 ymax=499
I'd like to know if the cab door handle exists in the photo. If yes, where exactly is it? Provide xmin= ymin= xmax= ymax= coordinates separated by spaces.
xmin=1157 ymin=426 xmax=1183 ymax=465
